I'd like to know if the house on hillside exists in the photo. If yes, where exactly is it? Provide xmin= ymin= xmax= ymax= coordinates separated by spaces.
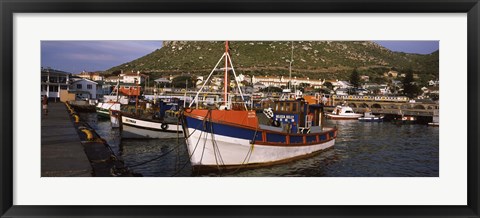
xmin=428 ymin=80 xmax=439 ymax=86
xmin=78 ymin=71 xmax=104 ymax=81
xmin=121 ymin=71 xmax=145 ymax=84
xmin=335 ymin=88 xmax=349 ymax=96
xmin=384 ymin=70 xmax=399 ymax=78
xmin=333 ymin=81 xmax=352 ymax=90
xmin=253 ymin=82 xmax=266 ymax=92
xmin=103 ymin=71 xmax=146 ymax=84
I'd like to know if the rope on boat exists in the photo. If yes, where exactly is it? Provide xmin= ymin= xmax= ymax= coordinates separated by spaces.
xmin=127 ymin=143 xmax=182 ymax=168
xmin=171 ymin=109 xmax=210 ymax=176
xmin=222 ymin=126 xmax=259 ymax=175
xmin=207 ymin=110 xmax=227 ymax=174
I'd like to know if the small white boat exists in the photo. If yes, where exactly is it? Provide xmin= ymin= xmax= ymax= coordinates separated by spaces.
xmin=358 ymin=111 xmax=384 ymax=122
xmin=96 ymin=102 xmax=121 ymax=118
xmin=326 ymin=105 xmax=363 ymax=120
xmin=120 ymin=113 xmax=182 ymax=139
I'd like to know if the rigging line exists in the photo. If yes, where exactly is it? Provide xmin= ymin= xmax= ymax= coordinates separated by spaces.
xmin=210 ymin=122 xmax=226 ymax=168
xmin=189 ymin=53 xmax=226 ymax=108
xmin=226 ymin=53 xmax=248 ymax=111
xmin=175 ymin=118 xmax=180 ymax=170
xmin=207 ymin=108 xmax=227 ymax=171
xmin=171 ymin=119 xmax=206 ymax=176
xmin=128 ymin=143 xmax=181 ymax=168
xmin=198 ymin=111 xmax=210 ymax=165
xmin=173 ymin=108 xmax=212 ymax=176
xmin=208 ymin=111 xmax=224 ymax=174
xmin=225 ymin=126 xmax=259 ymax=175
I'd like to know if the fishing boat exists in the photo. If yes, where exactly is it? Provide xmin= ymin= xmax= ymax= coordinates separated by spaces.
xmin=119 ymin=100 xmax=183 ymax=139
xmin=96 ymin=80 xmax=127 ymax=119
xmin=96 ymin=102 xmax=121 ymax=118
xmin=358 ymin=110 xmax=384 ymax=122
xmin=180 ymin=41 xmax=337 ymax=171
xmin=326 ymin=105 xmax=363 ymax=120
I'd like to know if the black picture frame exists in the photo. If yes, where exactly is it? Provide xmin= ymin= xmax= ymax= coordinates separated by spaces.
xmin=1 ymin=0 xmax=479 ymax=217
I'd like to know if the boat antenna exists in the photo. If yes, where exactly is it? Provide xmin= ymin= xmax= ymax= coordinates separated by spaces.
xmin=289 ymin=41 xmax=293 ymax=90
xmin=224 ymin=41 xmax=229 ymax=106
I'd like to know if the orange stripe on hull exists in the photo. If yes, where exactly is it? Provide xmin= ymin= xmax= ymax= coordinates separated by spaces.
xmin=185 ymin=109 xmax=259 ymax=129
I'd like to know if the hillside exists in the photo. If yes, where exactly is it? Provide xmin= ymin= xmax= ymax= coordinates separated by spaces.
xmin=106 ymin=41 xmax=439 ymax=82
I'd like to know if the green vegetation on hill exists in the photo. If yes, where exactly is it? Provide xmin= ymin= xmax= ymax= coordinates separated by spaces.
xmin=105 ymin=41 xmax=439 ymax=81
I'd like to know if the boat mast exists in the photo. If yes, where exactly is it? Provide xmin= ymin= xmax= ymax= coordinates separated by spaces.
xmin=289 ymin=41 xmax=293 ymax=90
xmin=115 ymin=76 xmax=120 ymax=103
xmin=224 ymin=41 xmax=229 ymax=106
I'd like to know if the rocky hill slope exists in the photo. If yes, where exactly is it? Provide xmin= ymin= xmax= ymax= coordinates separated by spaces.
xmin=106 ymin=41 xmax=438 ymax=82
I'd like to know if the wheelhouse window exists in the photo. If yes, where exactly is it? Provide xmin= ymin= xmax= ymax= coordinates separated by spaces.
xmin=77 ymin=84 xmax=82 ymax=89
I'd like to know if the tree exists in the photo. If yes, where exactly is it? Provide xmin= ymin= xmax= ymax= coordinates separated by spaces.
xmin=323 ymin=82 xmax=334 ymax=90
xmin=260 ymin=86 xmax=283 ymax=93
xmin=172 ymin=75 xmax=197 ymax=88
xmin=350 ymin=68 xmax=361 ymax=88
xmin=402 ymin=69 xmax=421 ymax=98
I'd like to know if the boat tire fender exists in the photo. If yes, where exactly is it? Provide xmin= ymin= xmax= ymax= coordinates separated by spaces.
xmin=161 ymin=123 xmax=169 ymax=130
xmin=272 ymin=120 xmax=281 ymax=127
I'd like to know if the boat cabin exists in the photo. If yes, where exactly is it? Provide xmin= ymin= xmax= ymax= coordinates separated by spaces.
xmin=259 ymin=99 xmax=324 ymax=134
xmin=332 ymin=105 xmax=356 ymax=115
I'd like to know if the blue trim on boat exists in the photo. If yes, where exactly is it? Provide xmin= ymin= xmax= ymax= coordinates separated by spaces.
xmin=185 ymin=115 xmax=336 ymax=145
xmin=185 ymin=116 xmax=263 ymax=141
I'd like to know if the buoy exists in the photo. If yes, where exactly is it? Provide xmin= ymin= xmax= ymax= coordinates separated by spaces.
xmin=73 ymin=114 xmax=80 ymax=123
xmin=80 ymin=129 xmax=94 ymax=140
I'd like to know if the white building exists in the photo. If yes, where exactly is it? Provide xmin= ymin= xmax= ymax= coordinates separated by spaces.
xmin=69 ymin=79 xmax=98 ymax=100
xmin=77 ymin=71 xmax=104 ymax=81
xmin=332 ymin=80 xmax=352 ymax=90
xmin=121 ymin=71 xmax=145 ymax=84
xmin=103 ymin=71 xmax=146 ymax=84
xmin=41 ymin=67 xmax=71 ymax=99
xmin=251 ymin=75 xmax=324 ymax=88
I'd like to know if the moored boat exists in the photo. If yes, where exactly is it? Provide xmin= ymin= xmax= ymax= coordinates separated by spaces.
xmin=119 ymin=101 xmax=183 ymax=139
xmin=181 ymin=41 xmax=337 ymax=172
xmin=96 ymin=102 xmax=121 ymax=118
xmin=358 ymin=111 xmax=384 ymax=122
xmin=326 ymin=105 xmax=363 ymax=120
xmin=120 ymin=112 xmax=182 ymax=139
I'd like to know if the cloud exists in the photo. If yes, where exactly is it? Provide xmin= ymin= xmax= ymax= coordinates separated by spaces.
xmin=41 ymin=41 xmax=162 ymax=72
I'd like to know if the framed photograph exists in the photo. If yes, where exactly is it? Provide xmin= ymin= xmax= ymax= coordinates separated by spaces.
xmin=1 ymin=0 xmax=479 ymax=217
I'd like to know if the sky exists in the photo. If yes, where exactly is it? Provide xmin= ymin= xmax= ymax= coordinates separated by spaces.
xmin=41 ymin=41 xmax=163 ymax=73
xmin=41 ymin=40 xmax=439 ymax=73
xmin=374 ymin=41 xmax=439 ymax=55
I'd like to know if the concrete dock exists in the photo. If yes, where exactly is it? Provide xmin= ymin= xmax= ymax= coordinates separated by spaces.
xmin=41 ymin=102 xmax=92 ymax=177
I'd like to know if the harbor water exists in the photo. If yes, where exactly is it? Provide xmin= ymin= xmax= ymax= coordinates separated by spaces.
xmin=80 ymin=113 xmax=439 ymax=177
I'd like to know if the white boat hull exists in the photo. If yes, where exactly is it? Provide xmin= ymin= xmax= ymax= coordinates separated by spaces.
xmin=121 ymin=115 xmax=182 ymax=139
xmin=326 ymin=114 xmax=363 ymax=120
xmin=184 ymin=127 xmax=335 ymax=167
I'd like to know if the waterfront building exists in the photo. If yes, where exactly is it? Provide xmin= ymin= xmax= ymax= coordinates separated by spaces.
xmin=69 ymin=79 xmax=98 ymax=100
xmin=41 ymin=67 xmax=71 ymax=99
